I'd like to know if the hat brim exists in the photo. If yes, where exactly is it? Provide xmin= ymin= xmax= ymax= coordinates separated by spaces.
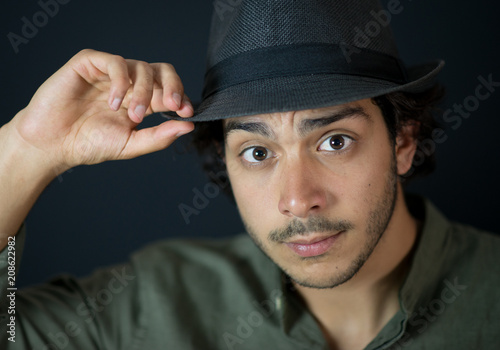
xmin=162 ymin=60 xmax=444 ymax=122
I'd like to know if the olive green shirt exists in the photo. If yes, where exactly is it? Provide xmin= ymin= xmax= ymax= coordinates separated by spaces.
xmin=1 ymin=197 xmax=499 ymax=349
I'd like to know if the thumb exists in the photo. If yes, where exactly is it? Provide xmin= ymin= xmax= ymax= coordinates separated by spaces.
xmin=118 ymin=120 xmax=194 ymax=159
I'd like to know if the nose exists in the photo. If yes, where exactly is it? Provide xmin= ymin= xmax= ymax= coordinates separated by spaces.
xmin=277 ymin=157 xmax=328 ymax=218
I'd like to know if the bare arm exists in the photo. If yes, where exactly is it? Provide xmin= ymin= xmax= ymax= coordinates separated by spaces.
xmin=0 ymin=118 xmax=56 ymax=248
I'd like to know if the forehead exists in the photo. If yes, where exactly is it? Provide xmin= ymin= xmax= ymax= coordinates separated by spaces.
xmin=223 ymin=99 xmax=378 ymax=138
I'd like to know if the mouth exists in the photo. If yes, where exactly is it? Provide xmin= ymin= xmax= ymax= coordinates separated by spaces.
xmin=284 ymin=231 xmax=345 ymax=258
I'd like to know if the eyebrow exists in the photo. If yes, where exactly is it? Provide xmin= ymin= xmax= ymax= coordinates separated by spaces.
xmin=297 ymin=106 xmax=371 ymax=137
xmin=224 ymin=106 xmax=371 ymax=139
xmin=224 ymin=120 xmax=274 ymax=139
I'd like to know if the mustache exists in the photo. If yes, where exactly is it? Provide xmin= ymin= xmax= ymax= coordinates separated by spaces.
xmin=268 ymin=216 xmax=354 ymax=242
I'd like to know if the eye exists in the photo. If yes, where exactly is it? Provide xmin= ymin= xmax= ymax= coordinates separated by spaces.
xmin=318 ymin=135 xmax=353 ymax=151
xmin=241 ymin=146 xmax=270 ymax=163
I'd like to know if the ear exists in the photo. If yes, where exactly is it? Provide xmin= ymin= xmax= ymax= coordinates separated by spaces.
xmin=395 ymin=122 xmax=419 ymax=176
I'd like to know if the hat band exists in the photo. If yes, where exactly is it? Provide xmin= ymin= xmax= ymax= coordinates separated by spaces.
xmin=203 ymin=43 xmax=408 ymax=99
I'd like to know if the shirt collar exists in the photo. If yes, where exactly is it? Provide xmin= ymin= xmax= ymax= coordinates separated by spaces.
xmin=399 ymin=195 xmax=453 ymax=315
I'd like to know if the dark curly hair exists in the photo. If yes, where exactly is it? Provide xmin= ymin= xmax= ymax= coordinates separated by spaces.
xmin=190 ymin=83 xmax=445 ymax=199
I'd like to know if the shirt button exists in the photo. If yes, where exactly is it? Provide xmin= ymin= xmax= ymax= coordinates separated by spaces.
xmin=275 ymin=297 xmax=282 ymax=311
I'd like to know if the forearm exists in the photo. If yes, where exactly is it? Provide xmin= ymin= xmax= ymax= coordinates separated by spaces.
xmin=0 ymin=116 xmax=60 ymax=249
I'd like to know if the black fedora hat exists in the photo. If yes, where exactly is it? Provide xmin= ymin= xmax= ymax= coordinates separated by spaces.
xmin=164 ymin=0 xmax=444 ymax=122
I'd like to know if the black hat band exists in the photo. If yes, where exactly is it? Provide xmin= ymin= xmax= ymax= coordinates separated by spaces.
xmin=203 ymin=43 xmax=409 ymax=99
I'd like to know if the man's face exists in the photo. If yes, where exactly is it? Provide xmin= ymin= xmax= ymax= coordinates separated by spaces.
xmin=223 ymin=99 xmax=402 ymax=289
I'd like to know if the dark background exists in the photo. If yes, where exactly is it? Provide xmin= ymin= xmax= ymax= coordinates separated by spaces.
xmin=1 ymin=0 xmax=499 ymax=288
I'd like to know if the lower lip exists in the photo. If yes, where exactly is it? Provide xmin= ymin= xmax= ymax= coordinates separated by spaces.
xmin=285 ymin=233 xmax=343 ymax=258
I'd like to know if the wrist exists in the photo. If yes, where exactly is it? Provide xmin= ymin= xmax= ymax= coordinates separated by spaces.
xmin=0 ymin=115 xmax=64 ymax=241
xmin=0 ymin=116 xmax=66 ymax=185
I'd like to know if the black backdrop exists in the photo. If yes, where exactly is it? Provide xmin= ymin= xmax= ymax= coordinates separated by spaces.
xmin=1 ymin=0 xmax=499 ymax=288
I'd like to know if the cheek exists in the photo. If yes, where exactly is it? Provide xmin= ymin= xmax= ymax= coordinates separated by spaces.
xmin=334 ymin=142 xmax=394 ymax=210
xmin=226 ymin=160 xmax=275 ymax=228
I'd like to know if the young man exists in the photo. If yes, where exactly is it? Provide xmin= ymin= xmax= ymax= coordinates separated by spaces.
xmin=1 ymin=1 xmax=498 ymax=349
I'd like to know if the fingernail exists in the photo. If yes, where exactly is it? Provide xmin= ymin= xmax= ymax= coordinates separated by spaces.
xmin=134 ymin=105 xmax=146 ymax=121
xmin=172 ymin=93 xmax=182 ymax=109
xmin=183 ymin=97 xmax=193 ymax=112
xmin=111 ymin=97 xmax=122 ymax=111
xmin=175 ymin=129 xmax=192 ymax=137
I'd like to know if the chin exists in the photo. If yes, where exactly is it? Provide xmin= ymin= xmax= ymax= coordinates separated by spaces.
xmin=288 ymin=272 xmax=355 ymax=290
xmin=280 ymin=253 xmax=367 ymax=290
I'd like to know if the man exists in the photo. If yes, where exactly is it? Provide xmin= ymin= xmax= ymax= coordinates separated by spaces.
xmin=1 ymin=1 xmax=499 ymax=349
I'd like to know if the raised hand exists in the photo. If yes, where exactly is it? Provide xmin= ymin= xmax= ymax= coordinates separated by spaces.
xmin=7 ymin=49 xmax=195 ymax=174
xmin=0 ymin=49 xmax=195 ymax=243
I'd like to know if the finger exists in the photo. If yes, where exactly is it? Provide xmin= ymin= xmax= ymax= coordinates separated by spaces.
xmin=148 ymin=89 xmax=194 ymax=118
xmin=105 ymin=56 xmax=130 ymax=111
xmin=77 ymin=50 xmax=131 ymax=112
xmin=126 ymin=60 xmax=155 ymax=123
xmin=118 ymin=120 xmax=194 ymax=159
xmin=179 ymin=94 xmax=194 ymax=118
xmin=150 ymin=63 xmax=194 ymax=118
